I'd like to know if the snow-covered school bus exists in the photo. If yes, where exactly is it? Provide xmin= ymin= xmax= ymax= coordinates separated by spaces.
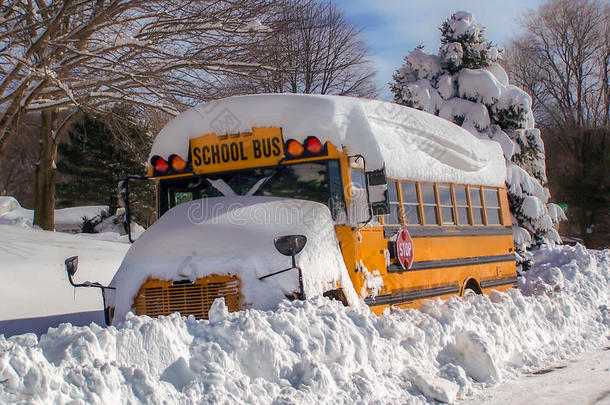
xmin=65 ymin=94 xmax=517 ymax=324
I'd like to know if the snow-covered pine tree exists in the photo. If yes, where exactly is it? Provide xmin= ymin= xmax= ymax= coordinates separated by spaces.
xmin=391 ymin=11 xmax=565 ymax=270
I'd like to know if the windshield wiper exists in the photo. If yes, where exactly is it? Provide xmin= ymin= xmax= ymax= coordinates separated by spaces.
xmin=245 ymin=177 xmax=270 ymax=196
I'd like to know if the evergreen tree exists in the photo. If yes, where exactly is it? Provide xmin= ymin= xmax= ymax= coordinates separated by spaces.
xmin=439 ymin=11 xmax=498 ymax=72
xmin=57 ymin=106 xmax=154 ymax=224
xmin=391 ymin=12 xmax=565 ymax=270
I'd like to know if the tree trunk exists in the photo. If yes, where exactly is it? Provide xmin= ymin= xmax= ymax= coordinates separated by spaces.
xmin=33 ymin=110 xmax=58 ymax=230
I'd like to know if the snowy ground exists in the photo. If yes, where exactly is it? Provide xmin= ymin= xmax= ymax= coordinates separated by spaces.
xmin=0 ymin=225 xmax=608 ymax=404
xmin=460 ymin=347 xmax=610 ymax=405
xmin=0 ymin=225 xmax=129 ymax=336
xmin=0 ymin=196 xmax=107 ymax=231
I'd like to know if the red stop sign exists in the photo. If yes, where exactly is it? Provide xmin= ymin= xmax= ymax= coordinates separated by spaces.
xmin=396 ymin=229 xmax=414 ymax=269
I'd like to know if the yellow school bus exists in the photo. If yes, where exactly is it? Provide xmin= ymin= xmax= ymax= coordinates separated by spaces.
xmin=66 ymin=94 xmax=517 ymax=323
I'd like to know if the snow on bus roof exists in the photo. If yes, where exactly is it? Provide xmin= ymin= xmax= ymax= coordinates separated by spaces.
xmin=150 ymin=94 xmax=506 ymax=186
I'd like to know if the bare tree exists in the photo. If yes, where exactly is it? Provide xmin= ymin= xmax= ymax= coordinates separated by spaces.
xmin=0 ymin=114 xmax=39 ymax=207
xmin=504 ymin=0 xmax=610 ymax=246
xmin=505 ymin=0 xmax=609 ymax=130
xmin=228 ymin=0 xmax=377 ymax=97
xmin=0 ymin=0 xmax=275 ymax=229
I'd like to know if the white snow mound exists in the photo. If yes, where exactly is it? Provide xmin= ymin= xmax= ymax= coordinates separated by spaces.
xmin=0 ymin=224 xmax=129 ymax=335
xmin=0 ymin=196 xmax=107 ymax=231
xmin=108 ymin=196 xmax=359 ymax=322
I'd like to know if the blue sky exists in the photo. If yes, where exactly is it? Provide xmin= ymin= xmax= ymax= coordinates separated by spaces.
xmin=331 ymin=0 xmax=548 ymax=99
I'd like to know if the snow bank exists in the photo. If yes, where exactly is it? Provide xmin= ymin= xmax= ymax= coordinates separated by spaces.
xmin=0 ymin=225 xmax=129 ymax=335
xmin=108 ymin=197 xmax=359 ymax=322
xmin=0 ymin=196 xmax=107 ymax=231
xmin=0 ymin=196 xmax=20 ymax=214
xmin=1 ymin=245 xmax=608 ymax=404
xmin=150 ymin=94 xmax=506 ymax=187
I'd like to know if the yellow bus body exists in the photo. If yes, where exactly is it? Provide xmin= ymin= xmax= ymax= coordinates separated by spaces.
xmin=135 ymin=127 xmax=517 ymax=319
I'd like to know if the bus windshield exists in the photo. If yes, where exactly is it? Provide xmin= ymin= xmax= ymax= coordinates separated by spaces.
xmin=159 ymin=160 xmax=345 ymax=218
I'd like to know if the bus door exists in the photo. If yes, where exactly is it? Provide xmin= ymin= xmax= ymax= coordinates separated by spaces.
xmin=348 ymin=167 xmax=390 ymax=298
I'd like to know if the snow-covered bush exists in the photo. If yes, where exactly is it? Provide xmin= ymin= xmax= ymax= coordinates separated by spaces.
xmin=391 ymin=11 xmax=565 ymax=270
xmin=79 ymin=209 xmax=113 ymax=233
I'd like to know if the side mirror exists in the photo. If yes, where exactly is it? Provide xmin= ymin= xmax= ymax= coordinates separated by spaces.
xmin=117 ymin=179 xmax=129 ymax=208
xmin=366 ymin=168 xmax=387 ymax=186
xmin=65 ymin=256 xmax=79 ymax=277
xmin=260 ymin=235 xmax=308 ymax=300
xmin=273 ymin=235 xmax=307 ymax=257
xmin=118 ymin=178 xmax=133 ymax=242
xmin=371 ymin=200 xmax=390 ymax=216
xmin=63 ymin=255 xmax=116 ymax=326
xmin=117 ymin=174 xmax=147 ymax=243
xmin=366 ymin=167 xmax=389 ymax=216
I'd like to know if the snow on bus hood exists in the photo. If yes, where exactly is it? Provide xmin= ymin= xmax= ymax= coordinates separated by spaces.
xmin=109 ymin=196 xmax=359 ymax=322
xmin=150 ymin=94 xmax=506 ymax=187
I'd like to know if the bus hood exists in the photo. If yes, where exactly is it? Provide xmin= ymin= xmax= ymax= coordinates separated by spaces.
xmin=108 ymin=196 xmax=359 ymax=322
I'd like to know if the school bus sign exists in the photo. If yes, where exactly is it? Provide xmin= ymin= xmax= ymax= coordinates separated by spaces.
xmin=190 ymin=127 xmax=284 ymax=174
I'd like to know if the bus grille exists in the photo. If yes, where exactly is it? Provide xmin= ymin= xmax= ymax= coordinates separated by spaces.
xmin=133 ymin=275 xmax=242 ymax=319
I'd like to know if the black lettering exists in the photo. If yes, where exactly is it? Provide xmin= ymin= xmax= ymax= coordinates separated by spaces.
xmin=253 ymin=139 xmax=262 ymax=158
xmin=211 ymin=145 xmax=220 ymax=164
xmin=271 ymin=137 xmax=281 ymax=156
xmin=193 ymin=147 xmax=202 ymax=166
xmin=202 ymin=146 xmax=211 ymax=165
xmin=230 ymin=143 xmax=239 ymax=161
xmin=220 ymin=144 xmax=230 ymax=162
xmin=262 ymin=138 xmax=272 ymax=157
xmin=239 ymin=142 xmax=247 ymax=160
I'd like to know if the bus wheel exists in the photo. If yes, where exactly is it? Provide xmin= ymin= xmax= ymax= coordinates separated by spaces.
xmin=462 ymin=279 xmax=482 ymax=296
xmin=323 ymin=289 xmax=348 ymax=306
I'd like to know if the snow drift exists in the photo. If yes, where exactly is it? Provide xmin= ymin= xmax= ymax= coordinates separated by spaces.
xmin=1 ymin=244 xmax=608 ymax=404
xmin=108 ymin=197 xmax=359 ymax=323
xmin=0 ymin=196 xmax=106 ymax=231
xmin=0 ymin=225 xmax=129 ymax=336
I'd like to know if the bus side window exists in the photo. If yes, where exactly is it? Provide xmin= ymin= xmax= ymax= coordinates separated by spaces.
xmin=469 ymin=186 xmax=485 ymax=225
xmin=454 ymin=185 xmax=470 ymax=225
xmin=438 ymin=184 xmax=455 ymax=225
xmin=400 ymin=182 xmax=421 ymax=225
xmin=420 ymin=183 xmax=439 ymax=225
xmin=385 ymin=181 xmax=401 ymax=224
xmin=484 ymin=188 xmax=501 ymax=225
